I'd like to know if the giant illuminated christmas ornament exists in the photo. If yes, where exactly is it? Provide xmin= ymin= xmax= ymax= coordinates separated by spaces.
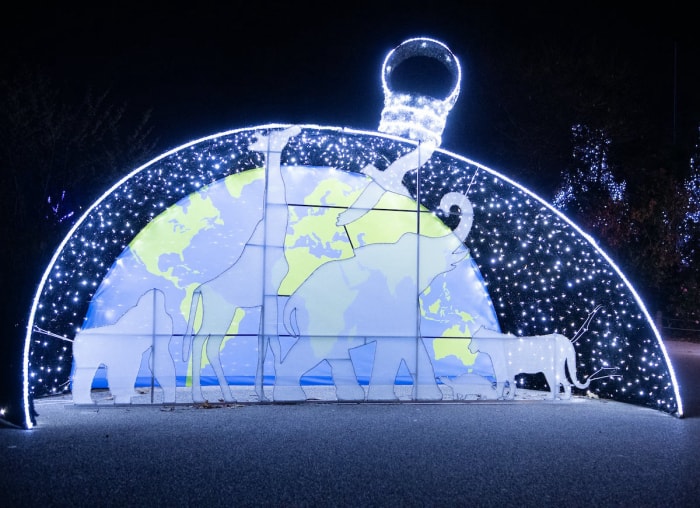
xmin=23 ymin=37 xmax=683 ymax=428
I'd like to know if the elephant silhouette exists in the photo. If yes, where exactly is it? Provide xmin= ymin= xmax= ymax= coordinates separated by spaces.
xmin=272 ymin=191 xmax=474 ymax=401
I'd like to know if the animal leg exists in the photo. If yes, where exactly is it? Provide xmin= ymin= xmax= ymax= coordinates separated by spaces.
xmin=560 ymin=379 xmax=573 ymax=400
xmin=497 ymin=380 xmax=513 ymax=400
xmin=412 ymin=340 xmax=443 ymax=401
xmin=108 ymin=354 xmax=144 ymax=404
xmin=487 ymin=355 xmax=512 ymax=400
xmin=559 ymin=385 xmax=570 ymax=399
xmin=191 ymin=333 xmax=207 ymax=402
xmin=272 ymin=379 xmax=307 ymax=401
xmin=206 ymin=334 xmax=234 ymax=402
xmin=71 ymin=366 xmax=98 ymax=404
xmin=367 ymin=340 xmax=401 ymax=401
xmin=272 ymin=341 xmax=314 ymax=401
xmin=543 ymin=373 xmax=562 ymax=400
xmin=255 ymin=334 xmax=270 ymax=402
xmin=152 ymin=335 xmax=177 ymax=403
xmin=328 ymin=359 xmax=365 ymax=401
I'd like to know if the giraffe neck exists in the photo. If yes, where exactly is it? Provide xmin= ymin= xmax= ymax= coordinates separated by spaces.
xmin=265 ymin=152 xmax=286 ymax=204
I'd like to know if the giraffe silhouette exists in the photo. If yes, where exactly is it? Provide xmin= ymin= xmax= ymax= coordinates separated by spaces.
xmin=183 ymin=125 xmax=300 ymax=402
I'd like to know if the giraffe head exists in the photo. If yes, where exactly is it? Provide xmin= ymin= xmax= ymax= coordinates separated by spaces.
xmin=248 ymin=125 xmax=302 ymax=153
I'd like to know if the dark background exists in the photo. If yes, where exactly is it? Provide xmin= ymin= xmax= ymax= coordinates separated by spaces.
xmin=3 ymin=2 xmax=698 ymax=179
xmin=2 ymin=1 xmax=698 ymax=427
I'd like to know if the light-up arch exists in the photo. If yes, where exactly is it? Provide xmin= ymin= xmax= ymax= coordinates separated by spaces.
xmin=21 ymin=38 xmax=683 ymax=429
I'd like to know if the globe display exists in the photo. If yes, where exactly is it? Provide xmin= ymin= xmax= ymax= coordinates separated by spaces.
xmin=26 ymin=124 xmax=681 ymax=414
xmin=23 ymin=38 xmax=682 ymax=424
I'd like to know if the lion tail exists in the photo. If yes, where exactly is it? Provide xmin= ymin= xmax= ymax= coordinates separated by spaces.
xmin=562 ymin=334 xmax=591 ymax=390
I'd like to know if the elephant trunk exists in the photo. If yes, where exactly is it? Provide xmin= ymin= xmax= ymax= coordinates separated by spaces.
xmin=439 ymin=191 xmax=473 ymax=243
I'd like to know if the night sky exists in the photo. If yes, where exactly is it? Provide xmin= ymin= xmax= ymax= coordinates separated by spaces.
xmin=3 ymin=2 xmax=698 ymax=185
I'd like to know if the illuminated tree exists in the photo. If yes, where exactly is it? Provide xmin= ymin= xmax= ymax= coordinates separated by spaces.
xmin=553 ymin=123 xmax=628 ymax=247
xmin=681 ymin=126 xmax=700 ymax=266
xmin=551 ymin=121 xmax=698 ymax=319
xmin=470 ymin=35 xmax=650 ymax=199
xmin=668 ymin=126 xmax=700 ymax=320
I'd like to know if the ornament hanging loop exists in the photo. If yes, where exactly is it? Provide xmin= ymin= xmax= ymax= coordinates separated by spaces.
xmin=378 ymin=37 xmax=462 ymax=147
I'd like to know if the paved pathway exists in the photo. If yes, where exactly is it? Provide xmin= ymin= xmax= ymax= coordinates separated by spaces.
xmin=2 ymin=340 xmax=699 ymax=507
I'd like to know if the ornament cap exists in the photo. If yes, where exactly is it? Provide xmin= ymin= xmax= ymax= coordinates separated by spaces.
xmin=378 ymin=37 xmax=462 ymax=147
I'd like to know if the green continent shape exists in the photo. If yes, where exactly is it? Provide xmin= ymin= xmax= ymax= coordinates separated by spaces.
xmin=129 ymin=170 xmax=264 ymax=320
xmin=280 ymin=177 xmax=358 ymax=295
xmin=130 ymin=190 xmax=222 ymax=285
xmin=433 ymin=315 xmax=478 ymax=366
xmin=343 ymin=191 xmax=452 ymax=246
xmin=130 ymin=169 xmax=263 ymax=288
xmin=282 ymin=177 xmax=453 ymax=295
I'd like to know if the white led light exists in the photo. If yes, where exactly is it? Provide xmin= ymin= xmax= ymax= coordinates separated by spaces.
xmin=16 ymin=38 xmax=685 ymax=428
xmin=378 ymin=37 xmax=461 ymax=147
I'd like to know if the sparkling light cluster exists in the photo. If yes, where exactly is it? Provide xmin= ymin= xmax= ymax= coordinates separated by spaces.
xmin=379 ymin=37 xmax=461 ymax=146
xmin=553 ymin=124 xmax=627 ymax=210
xmin=24 ymin=125 xmax=681 ymax=422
